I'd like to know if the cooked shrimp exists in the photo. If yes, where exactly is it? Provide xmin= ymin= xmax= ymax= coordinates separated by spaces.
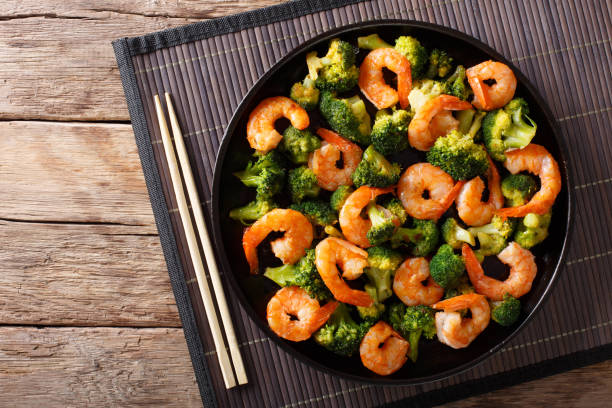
xmin=397 ymin=163 xmax=465 ymax=220
xmin=308 ymin=128 xmax=363 ymax=191
xmin=466 ymin=61 xmax=517 ymax=111
xmin=246 ymin=96 xmax=309 ymax=152
xmin=429 ymin=110 xmax=460 ymax=140
xmin=358 ymin=48 xmax=412 ymax=109
xmin=463 ymin=242 xmax=537 ymax=301
xmin=360 ymin=321 xmax=409 ymax=375
xmin=393 ymin=258 xmax=444 ymax=306
xmin=408 ymin=95 xmax=472 ymax=151
xmin=432 ymin=293 xmax=491 ymax=349
xmin=315 ymin=237 xmax=373 ymax=307
xmin=267 ymin=286 xmax=338 ymax=342
xmin=242 ymin=208 xmax=313 ymax=274
xmin=338 ymin=186 xmax=394 ymax=248
xmin=497 ymin=144 xmax=562 ymax=218
xmin=456 ymin=156 xmax=503 ymax=226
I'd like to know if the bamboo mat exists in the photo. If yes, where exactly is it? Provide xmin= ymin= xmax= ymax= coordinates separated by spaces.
xmin=113 ymin=0 xmax=612 ymax=406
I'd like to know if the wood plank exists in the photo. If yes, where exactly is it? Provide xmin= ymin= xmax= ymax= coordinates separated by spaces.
xmin=0 ymin=326 xmax=201 ymax=407
xmin=0 ymin=219 xmax=180 ymax=327
xmin=0 ymin=0 xmax=284 ymax=121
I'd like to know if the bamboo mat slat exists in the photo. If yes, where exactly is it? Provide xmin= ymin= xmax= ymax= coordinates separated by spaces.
xmin=113 ymin=0 xmax=612 ymax=406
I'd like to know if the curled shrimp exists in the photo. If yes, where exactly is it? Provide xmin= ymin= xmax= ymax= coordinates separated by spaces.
xmin=246 ymin=96 xmax=309 ymax=152
xmin=429 ymin=110 xmax=460 ymax=140
xmin=358 ymin=48 xmax=412 ymax=109
xmin=267 ymin=286 xmax=338 ymax=342
xmin=466 ymin=61 xmax=517 ymax=111
xmin=456 ymin=156 xmax=503 ymax=226
xmin=360 ymin=321 xmax=409 ymax=375
xmin=315 ymin=237 xmax=373 ymax=307
xmin=408 ymin=95 xmax=472 ymax=151
xmin=242 ymin=208 xmax=313 ymax=274
xmin=308 ymin=128 xmax=363 ymax=191
xmin=432 ymin=293 xmax=491 ymax=349
xmin=338 ymin=186 xmax=395 ymax=248
xmin=397 ymin=163 xmax=465 ymax=220
xmin=393 ymin=258 xmax=444 ymax=306
xmin=463 ymin=242 xmax=537 ymax=301
xmin=497 ymin=144 xmax=562 ymax=218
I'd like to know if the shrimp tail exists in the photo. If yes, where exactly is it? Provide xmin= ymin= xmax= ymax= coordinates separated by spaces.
xmin=496 ymin=201 xmax=551 ymax=218
xmin=433 ymin=293 xmax=483 ymax=311
xmin=339 ymin=290 xmax=374 ymax=307
xmin=243 ymin=226 xmax=259 ymax=274
xmin=462 ymin=243 xmax=484 ymax=282
xmin=437 ymin=180 xmax=466 ymax=218
xmin=310 ymin=301 xmax=339 ymax=331
xmin=316 ymin=128 xmax=353 ymax=151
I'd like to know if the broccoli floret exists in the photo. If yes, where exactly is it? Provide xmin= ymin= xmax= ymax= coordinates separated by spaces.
xmin=441 ymin=218 xmax=476 ymax=249
xmin=426 ymin=49 xmax=453 ymax=79
xmin=319 ymin=91 xmax=372 ymax=145
xmin=330 ymin=185 xmax=354 ymax=212
xmin=456 ymin=108 xmax=487 ymax=140
xmin=290 ymin=77 xmax=320 ymax=111
xmin=307 ymin=39 xmax=359 ymax=92
xmin=233 ymin=151 xmax=286 ymax=198
xmin=352 ymin=145 xmax=401 ymax=188
xmin=426 ymin=130 xmax=489 ymax=180
xmin=357 ymin=285 xmax=386 ymax=323
xmin=370 ymin=109 xmax=411 ymax=155
xmin=444 ymin=274 xmax=475 ymax=299
xmin=429 ymin=244 xmax=466 ymax=289
xmin=313 ymin=303 xmax=371 ymax=357
xmin=264 ymin=249 xmax=331 ymax=301
xmin=469 ymin=215 xmax=516 ymax=261
xmin=228 ymin=195 xmax=277 ymax=225
xmin=383 ymin=197 xmax=408 ymax=225
xmin=491 ymin=294 xmax=521 ymax=326
xmin=363 ymin=246 xmax=403 ymax=301
xmin=290 ymin=200 xmax=337 ymax=227
xmin=287 ymin=166 xmax=320 ymax=203
xmin=366 ymin=202 xmax=397 ymax=246
xmin=279 ymin=126 xmax=321 ymax=165
xmin=443 ymin=65 xmax=470 ymax=100
xmin=394 ymin=36 xmax=428 ymax=79
xmin=501 ymin=174 xmax=538 ymax=207
xmin=387 ymin=303 xmax=436 ymax=362
xmin=514 ymin=211 xmax=552 ymax=249
xmin=390 ymin=219 xmax=439 ymax=257
xmin=407 ymin=79 xmax=445 ymax=112
xmin=357 ymin=33 xmax=393 ymax=50
xmin=482 ymin=97 xmax=538 ymax=161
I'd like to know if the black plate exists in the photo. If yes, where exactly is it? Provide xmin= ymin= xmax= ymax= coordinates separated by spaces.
xmin=212 ymin=20 xmax=572 ymax=384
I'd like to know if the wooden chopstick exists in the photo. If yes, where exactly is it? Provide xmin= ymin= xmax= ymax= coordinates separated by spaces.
xmin=164 ymin=93 xmax=248 ymax=385
xmin=154 ymin=95 xmax=238 ymax=389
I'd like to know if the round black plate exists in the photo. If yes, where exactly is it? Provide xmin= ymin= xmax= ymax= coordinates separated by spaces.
xmin=212 ymin=20 xmax=572 ymax=385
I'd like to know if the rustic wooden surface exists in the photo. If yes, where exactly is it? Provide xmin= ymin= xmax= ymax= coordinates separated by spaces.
xmin=0 ymin=0 xmax=609 ymax=406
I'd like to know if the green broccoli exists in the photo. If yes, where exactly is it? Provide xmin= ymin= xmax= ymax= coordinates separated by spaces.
xmin=390 ymin=218 xmax=439 ymax=257
xmin=429 ymin=244 xmax=466 ymax=289
xmin=441 ymin=218 xmax=476 ymax=249
xmin=394 ymin=36 xmax=428 ymax=79
xmin=383 ymin=197 xmax=408 ymax=225
xmin=264 ymin=249 xmax=331 ymax=301
xmin=469 ymin=215 xmax=516 ymax=261
xmin=289 ymin=76 xmax=320 ymax=111
xmin=407 ymin=79 xmax=445 ymax=112
xmin=290 ymin=200 xmax=337 ymax=227
xmin=444 ymin=274 xmax=475 ymax=299
xmin=426 ymin=130 xmax=489 ymax=180
xmin=370 ymin=109 xmax=411 ymax=155
xmin=324 ymin=225 xmax=344 ymax=239
xmin=456 ymin=108 xmax=487 ymax=139
xmin=366 ymin=202 xmax=397 ymax=246
xmin=426 ymin=49 xmax=453 ymax=79
xmin=330 ymin=185 xmax=354 ymax=212
xmin=482 ymin=97 xmax=537 ymax=161
xmin=357 ymin=33 xmax=393 ymax=50
xmin=491 ymin=294 xmax=521 ymax=326
xmin=233 ymin=151 xmax=286 ymax=198
xmin=279 ymin=126 xmax=321 ymax=165
xmin=363 ymin=246 xmax=403 ymax=301
xmin=228 ymin=195 xmax=277 ymax=225
xmin=501 ymin=174 xmax=538 ymax=207
xmin=387 ymin=303 xmax=436 ymax=362
xmin=357 ymin=284 xmax=386 ymax=323
xmin=351 ymin=145 xmax=401 ymax=188
xmin=443 ymin=65 xmax=470 ymax=100
xmin=306 ymin=38 xmax=359 ymax=92
xmin=514 ymin=211 xmax=552 ymax=249
xmin=314 ymin=303 xmax=372 ymax=357
xmin=319 ymin=91 xmax=372 ymax=145
xmin=287 ymin=166 xmax=320 ymax=203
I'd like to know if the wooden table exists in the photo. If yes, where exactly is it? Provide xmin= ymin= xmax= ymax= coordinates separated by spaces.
xmin=0 ymin=1 xmax=609 ymax=406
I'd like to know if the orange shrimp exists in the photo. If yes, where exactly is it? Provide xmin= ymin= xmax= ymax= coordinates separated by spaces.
xmin=456 ymin=156 xmax=503 ymax=226
xmin=267 ymin=286 xmax=338 ymax=342
xmin=408 ymin=95 xmax=472 ymax=151
xmin=358 ymin=48 xmax=412 ymax=109
xmin=338 ymin=186 xmax=395 ymax=248
xmin=393 ymin=258 xmax=444 ymax=306
xmin=360 ymin=321 xmax=409 ymax=375
xmin=246 ymin=96 xmax=309 ymax=152
xmin=308 ymin=128 xmax=363 ymax=191
xmin=463 ymin=242 xmax=537 ymax=301
xmin=429 ymin=110 xmax=460 ymax=140
xmin=432 ymin=293 xmax=491 ymax=349
xmin=466 ymin=61 xmax=517 ymax=111
xmin=315 ymin=237 xmax=373 ymax=307
xmin=242 ymin=208 xmax=313 ymax=274
xmin=397 ymin=163 xmax=465 ymax=220
xmin=497 ymin=144 xmax=562 ymax=218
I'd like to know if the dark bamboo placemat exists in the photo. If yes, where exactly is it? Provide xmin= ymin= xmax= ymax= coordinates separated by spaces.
xmin=113 ymin=0 xmax=612 ymax=406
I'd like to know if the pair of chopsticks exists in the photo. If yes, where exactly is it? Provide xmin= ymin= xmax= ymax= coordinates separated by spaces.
xmin=154 ymin=93 xmax=247 ymax=389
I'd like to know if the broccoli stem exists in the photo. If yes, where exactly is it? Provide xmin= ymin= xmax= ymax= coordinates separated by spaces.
xmin=367 ymin=202 xmax=388 ymax=227
xmin=454 ymin=227 xmax=476 ymax=246
xmin=407 ymin=330 xmax=423 ymax=363
xmin=357 ymin=34 xmax=393 ymax=50
xmin=263 ymin=264 xmax=296 ymax=287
